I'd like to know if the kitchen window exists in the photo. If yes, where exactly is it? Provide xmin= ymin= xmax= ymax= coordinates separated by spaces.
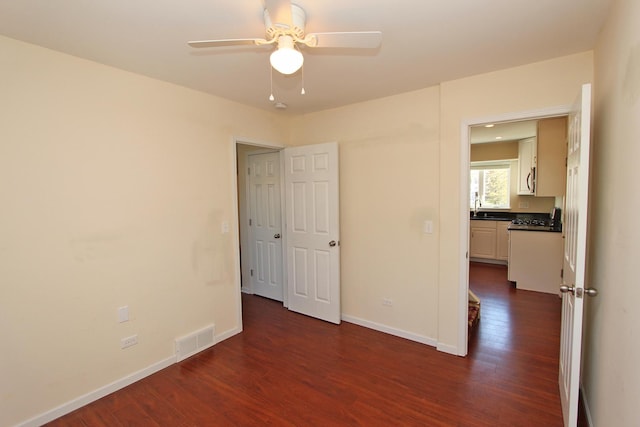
xmin=470 ymin=161 xmax=511 ymax=209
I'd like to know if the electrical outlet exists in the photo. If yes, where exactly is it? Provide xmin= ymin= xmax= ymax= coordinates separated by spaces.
xmin=121 ymin=334 xmax=138 ymax=349
xmin=382 ymin=298 xmax=393 ymax=307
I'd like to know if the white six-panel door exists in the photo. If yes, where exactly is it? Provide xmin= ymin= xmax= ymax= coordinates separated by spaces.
xmin=284 ymin=142 xmax=341 ymax=324
xmin=559 ymin=84 xmax=593 ymax=427
xmin=248 ymin=151 xmax=284 ymax=302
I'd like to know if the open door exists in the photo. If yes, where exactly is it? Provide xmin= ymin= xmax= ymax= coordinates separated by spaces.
xmin=284 ymin=142 xmax=341 ymax=324
xmin=247 ymin=151 xmax=284 ymax=302
xmin=558 ymin=84 xmax=598 ymax=426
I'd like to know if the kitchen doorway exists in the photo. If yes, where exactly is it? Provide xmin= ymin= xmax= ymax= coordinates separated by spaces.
xmin=460 ymin=106 xmax=570 ymax=355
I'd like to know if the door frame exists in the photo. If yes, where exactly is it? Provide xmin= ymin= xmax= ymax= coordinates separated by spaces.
xmin=232 ymin=136 xmax=287 ymax=331
xmin=458 ymin=105 xmax=571 ymax=355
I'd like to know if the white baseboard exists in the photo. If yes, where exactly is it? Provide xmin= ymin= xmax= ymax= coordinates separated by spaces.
xmin=436 ymin=342 xmax=462 ymax=356
xmin=16 ymin=326 xmax=244 ymax=427
xmin=580 ymin=383 xmax=594 ymax=427
xmin=341 ymin=314 xmax=437 ymax=347
xmin=17 ymin=355 xmax=176 ymax=427
xmin=214 ymin=326 xmax=243 ymax=343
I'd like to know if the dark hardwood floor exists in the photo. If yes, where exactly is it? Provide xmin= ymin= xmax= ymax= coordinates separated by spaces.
xmin=46 ymin=262 xmax=565 ymax=426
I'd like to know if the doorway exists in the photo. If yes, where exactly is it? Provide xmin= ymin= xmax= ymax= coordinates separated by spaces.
xmin=245 ymin=150 xmax=285 ymax=302
xmin=233 ymin=139 xmax=342 ymax=326
xmin=235 ymin=140 xmax=286 ymax=306
xmin=459 ymin=106 xmax=570 ymax=355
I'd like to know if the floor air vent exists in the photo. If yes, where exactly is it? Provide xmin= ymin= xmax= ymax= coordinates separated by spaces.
xmin=175 ymin=324 xmax=215 ymax=362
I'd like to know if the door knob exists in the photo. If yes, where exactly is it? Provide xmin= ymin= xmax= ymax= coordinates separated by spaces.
xmin=329 ymin=240 xmax=337 ymax=247
xmin=584 ymin=288 xmax=598 ymax=297
xmin=560 ymin=285 xmax=598 ymax=298
xmin=559 ymin=285 xmax=575 ymax=295
xmin=274 ymin=233 xmax=281 ymax=239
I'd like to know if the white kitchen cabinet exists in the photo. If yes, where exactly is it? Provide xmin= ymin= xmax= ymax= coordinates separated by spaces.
xmin=517 ymin=137 xmax=537 ymax=195
xmin=470 ymin=220 xmax=497 ymax=259
xmin=508 ymin=230 xmax=563 ymax=293
xmin=536 ymin=117 xmax=567 ymax=197
xmin=496 ymin=221 xmax=510 ymax=261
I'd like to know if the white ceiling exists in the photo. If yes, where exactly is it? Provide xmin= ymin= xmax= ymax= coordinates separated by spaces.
xmin=471 ymin=120 xmax=538 ymax=144
xmin=0 ymin=0 xmax=613 ymax=115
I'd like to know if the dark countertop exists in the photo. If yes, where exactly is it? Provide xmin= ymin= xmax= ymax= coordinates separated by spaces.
xmin=471 ymin=211 xmax=553 ymax=221
xmin=470 ymin=211 xmax=562 ymax=232
xmin=470 ymin=211 xmax=526 ymax=221
xmin=471 ymin=216 xmax=512 ymax=222
xmin=507 ymin=224 xmax=562 ymax=233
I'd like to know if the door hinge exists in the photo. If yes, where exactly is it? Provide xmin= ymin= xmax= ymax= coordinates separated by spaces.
xmin=249 ymin=218 xmax=252 ymax=226
xmin=560 ymin=268 xmax=564 ymax=279
xmin=248 ymin=167 xmax=250 ymax=175
xmin=250 ymin=269 xmax=253 ymax=277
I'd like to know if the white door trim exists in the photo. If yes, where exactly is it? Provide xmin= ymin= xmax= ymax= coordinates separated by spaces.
xmin=457 ymin=105 xmax=571 ymax=356
xmin=232 ymin=136 xmax=286 ymax=331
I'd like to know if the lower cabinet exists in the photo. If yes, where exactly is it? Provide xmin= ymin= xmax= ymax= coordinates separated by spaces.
xmin=470 ymin=220 xmax=510 ymax=262
xmin=470 ymin=224 xmax=497 ymax=259
xmin=496 ymin=222 xmax=510 ymax=261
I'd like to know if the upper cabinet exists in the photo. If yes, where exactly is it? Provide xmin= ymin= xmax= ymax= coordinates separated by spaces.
xmin=517 ymin=137 xmax=537 ymax=195
xmin=517 ymin=117 xmax=568 ymax=197
xmin=536 ymin=117 xmax=568 ymax=197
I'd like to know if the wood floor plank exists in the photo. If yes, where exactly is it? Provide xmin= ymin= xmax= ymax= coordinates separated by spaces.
xmin=46 ymin=262 xmax=568 ymax=426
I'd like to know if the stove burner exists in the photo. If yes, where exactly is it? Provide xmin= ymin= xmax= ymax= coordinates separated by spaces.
xmin=512 ymin=218 xmax=549 ymax=226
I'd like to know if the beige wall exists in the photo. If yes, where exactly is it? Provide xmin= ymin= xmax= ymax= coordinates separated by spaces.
xmin=290 ymin=87 xmax=442 ymax=341
xmin=0 ymin=36 xmax=288 ymax=426
xmin=586 ymin=0 xmax=640 ymax=424
xmin=470 ymin=142 xmax=556 ymax=213
xmin=470 ymin=141 xmax=518 ymax=161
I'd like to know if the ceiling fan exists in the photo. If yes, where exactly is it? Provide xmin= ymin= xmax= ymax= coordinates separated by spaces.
xmin=188 ymin=0 xmax=382 ymax=75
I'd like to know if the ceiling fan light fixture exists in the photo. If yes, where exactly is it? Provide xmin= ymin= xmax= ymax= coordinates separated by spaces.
xmin=270 ymin=35 xmax=303 ymax=75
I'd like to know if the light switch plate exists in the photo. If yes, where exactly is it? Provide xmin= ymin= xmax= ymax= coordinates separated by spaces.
xmin=117 ymin=306 xmax=129 ymax=323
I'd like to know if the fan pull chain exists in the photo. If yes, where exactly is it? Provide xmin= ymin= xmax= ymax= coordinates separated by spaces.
xmin=269 ymin=65 xmax=275 ymax=101
xmin=301 ymin=64 xmax=306 ymax=95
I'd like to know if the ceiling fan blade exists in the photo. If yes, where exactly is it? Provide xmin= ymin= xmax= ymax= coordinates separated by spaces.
xmin=306 ymin=31 xmax=382 ymax=49
xmin=264 ymin=0 xmax=293 ymax=28
xmin=188 ymin=38 xmax=264 ymax=48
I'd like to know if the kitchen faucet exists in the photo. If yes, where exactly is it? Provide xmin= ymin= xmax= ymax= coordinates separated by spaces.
xmin=474 ymin=192 xmax=482 ymax=216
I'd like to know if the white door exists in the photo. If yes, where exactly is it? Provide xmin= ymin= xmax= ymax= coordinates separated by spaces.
xmin=248 ymin=151 xmax=284 ymax=301
xmin=559 ymin=84 xmax=597 ymax=427
xmin=284 ymin=142 xmax=341 ymax=324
